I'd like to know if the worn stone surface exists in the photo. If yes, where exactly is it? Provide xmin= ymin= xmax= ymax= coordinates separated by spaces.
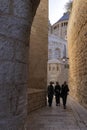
xmin=0 ymin=16 xmax=31 ymax=42
xmin=0 ymin=0 xmax=9 ymax=14
xmin=15 ymin=63 xmax=28 ymax=84
xmin=26 ymin=96 xmax=87 ymax=130
xmin=67 ymin=0 xmax=87 ymax=108
xmin=0 ymin=36 xmax=15 ymax=60
xmin=15 ymin=42 xmax=29 ymax=63
xmin=27 ymin=89 xmax=46 ymax=113
xmin=29 ymin=0 xmax=48 ymax=89
xmin=13 ymin=0 xmax=32 ymax=18
xmin=0 ymin=0 xmax=40 ymax=129
xmin=28 ymin=0 xmax=48 ymax=112
xmin=0 ymin=62 xmax=15 ymax=84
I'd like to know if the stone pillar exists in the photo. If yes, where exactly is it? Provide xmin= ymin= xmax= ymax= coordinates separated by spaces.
xmin=0 ymin=0 xmax=40 ymax=129
xmin=29 ymin=0 xmax=48 ymax=89
xmin=68 ymin=0 xmax=87 ymax=108
xmin=28 ymin=0 xmax=48 ymax=112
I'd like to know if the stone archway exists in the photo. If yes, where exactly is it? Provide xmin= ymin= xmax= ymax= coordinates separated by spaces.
xmin=0 ymin=0 xmax=40 ymax=129
xmin=28 ymin=0 xmax=48 ymax=113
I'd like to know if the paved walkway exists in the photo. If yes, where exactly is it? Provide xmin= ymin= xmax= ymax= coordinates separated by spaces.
xmin=26 ymin=96 xmax=87 ymax=130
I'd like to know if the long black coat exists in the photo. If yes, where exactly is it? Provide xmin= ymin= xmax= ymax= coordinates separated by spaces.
xmin=54 ymin=85 xmax=61 ymax=96
xmin=48 ymin=85 xmax=54 ymax=98
xmin=61 ymin=84 xmax=69 ymax=96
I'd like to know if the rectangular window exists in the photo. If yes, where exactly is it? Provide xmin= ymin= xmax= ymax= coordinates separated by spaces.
xmin=54 ymin=26 xmax=57 ymax=29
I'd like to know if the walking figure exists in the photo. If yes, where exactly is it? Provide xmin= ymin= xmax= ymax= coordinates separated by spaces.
xmin=61 ymin=81 xmax=69 ymax=109
xmin=54 ymin=82 xmax=61 ymax=106
xmin=47 ymin=82 xmax=54 ymax=107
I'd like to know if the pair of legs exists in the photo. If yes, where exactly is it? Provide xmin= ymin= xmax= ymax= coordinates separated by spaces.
xmin=55 ymin=95 xmax=60 ymax=106
xmin=48 ymin=95 xmax=53 ymax=107
xmin=62 ymin=95 xmax=67 ymax=109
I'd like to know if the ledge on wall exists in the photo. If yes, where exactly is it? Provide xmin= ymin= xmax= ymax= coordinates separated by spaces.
xmin=27 ymin=88 xmax=47 ymax=113
xmin=28 ymin=88 xmax=46 ymax=94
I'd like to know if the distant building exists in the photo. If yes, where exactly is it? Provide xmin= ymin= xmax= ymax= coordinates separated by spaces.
xmin=52 ymin=12 xmax=69 ymax=40
xmin=48 ymin=13 xmax=69 ymax=85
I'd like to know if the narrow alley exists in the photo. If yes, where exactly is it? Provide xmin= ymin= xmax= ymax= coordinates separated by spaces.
xmin=27 ymin=96 xmax=87 ymax=130
xmin=0 ymin=0 xmax=87 ymax=129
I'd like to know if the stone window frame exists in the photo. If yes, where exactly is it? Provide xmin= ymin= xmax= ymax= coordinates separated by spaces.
xmin=55 ymin=48 xmax=61 ymax=59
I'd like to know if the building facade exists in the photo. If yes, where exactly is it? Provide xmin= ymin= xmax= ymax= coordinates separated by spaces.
xmin=48 ymin=13 xmax=69 ymax=85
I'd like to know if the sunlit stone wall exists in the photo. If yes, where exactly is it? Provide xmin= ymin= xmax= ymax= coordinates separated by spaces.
xmin=68 ymin=0 xmax=87 ymax=108
xmin=28 ymin=0 xmax=48 ymax=112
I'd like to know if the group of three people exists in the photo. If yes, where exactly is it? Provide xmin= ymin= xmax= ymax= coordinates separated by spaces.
xmin=47 ymin=81 xmax=69 ymax=109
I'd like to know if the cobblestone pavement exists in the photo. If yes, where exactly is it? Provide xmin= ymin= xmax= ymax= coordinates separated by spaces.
xmin=26 ymin=96 xmax=87 ymax=130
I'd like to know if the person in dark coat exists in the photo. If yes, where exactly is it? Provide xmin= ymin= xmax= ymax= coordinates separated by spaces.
xmin=47 ymin=82 xmax=54 ymax=107
xmin=61 ymin=81 xmax=69 ymax=109
xmin=54 ymin=82 xmax=61 ymax=106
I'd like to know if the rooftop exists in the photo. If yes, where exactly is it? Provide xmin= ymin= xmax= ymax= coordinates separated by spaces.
xmin=58 ymin=12 xmax=69 ymax=22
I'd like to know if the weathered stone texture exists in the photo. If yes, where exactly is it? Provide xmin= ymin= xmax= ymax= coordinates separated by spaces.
xmin=0 ymin=62 xmax=15 ymax=84
xmin=0 ymin=0 xmax=40 ymax=129
xmin=28 ymin=89 xmax=46 ymax=113
xmin=0 ymin=0 xmax=9 ymax=14
xmin=29 ymin=0 xmax=48 ymax=89
xmin=0 ymin=16 xmax=31 ymax=42
xmin=13 ymin=0 xmax=32 ymax=18
xmin=28 ymin=0 xmax=48 ymax=112
xmin=0 ymin=36 xmax=15 ymax=60
xmin=68 ymin=0 xmax=87 ymax=108
xmin=15 ymin=42 xmax=29 ymax=63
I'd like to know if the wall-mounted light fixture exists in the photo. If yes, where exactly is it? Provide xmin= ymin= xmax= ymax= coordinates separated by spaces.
xmin=62 ymin=56 xmax=69 ymax=62
xmin=62 ymin=56 xmax=69 ymax=69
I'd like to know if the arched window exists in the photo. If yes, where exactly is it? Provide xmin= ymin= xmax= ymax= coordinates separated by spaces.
xmin=52 ymin=66 xmax=55 ymax=71
xmin=55 ymin=48 xmax=61 ymax=59
xmin=61 ymin=23 xmax=63 ymax=27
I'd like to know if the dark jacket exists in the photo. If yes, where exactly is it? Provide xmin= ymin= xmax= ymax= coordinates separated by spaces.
xmin=55 ymin=85 xmax=61 ymax=96
xmin=61 ymin=84 xmax=69 ymax=96
xmin=48 ymin=85 xmax=54 ymax=97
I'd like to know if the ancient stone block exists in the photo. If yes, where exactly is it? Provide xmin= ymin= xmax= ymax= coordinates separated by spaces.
xmin=29 ymin=0 xmax=48 ymax=89
xmin=13 ymin=0 xmax=32 ymax=19
xmin=0 ymin=62 xmax=15 ymax=84
xmin=0 ymin=16 xmax=31 ymax=42
xmin=68 ymin=0 xmax=87 ymax=108
xmin=0 ymin=36 xmax=15 ymax=61
xmin=0 ymin=0 xmax=9 ymax=14
xmin=15 ymin=63 xmax=28 ymax=84
xmin=15 ymin=41 xmax=29 ymax=63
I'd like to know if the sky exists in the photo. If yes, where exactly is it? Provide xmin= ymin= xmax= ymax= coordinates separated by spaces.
xmin=49 ymin=0 xmax=70 ymax=25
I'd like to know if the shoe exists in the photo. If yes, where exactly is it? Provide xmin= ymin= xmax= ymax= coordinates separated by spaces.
xmin=58 ymin=103 xmax=60 ymax=106
xmin=49 ymin=104 xmax=51 ymax=107
xmin=64 ymin=105 xmax=66 ymax=109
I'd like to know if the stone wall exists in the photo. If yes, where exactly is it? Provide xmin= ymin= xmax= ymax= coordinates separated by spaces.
xmin=47 ymin=63 xmax=68 ymax=85
xmin=29 ymin=0 xmax=48 ymax=89
xmin=28 ymin=0 xmax=48 ymax=112
xmin=57 ymin=64 xmax=68 ymax=85
xmin=0 ymin=0 xmax=40 ymax=129
xmin=68 ymin=0 xmax=87 ymax=108
xmin=27 ymin=89 xmax=46 ymax=113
